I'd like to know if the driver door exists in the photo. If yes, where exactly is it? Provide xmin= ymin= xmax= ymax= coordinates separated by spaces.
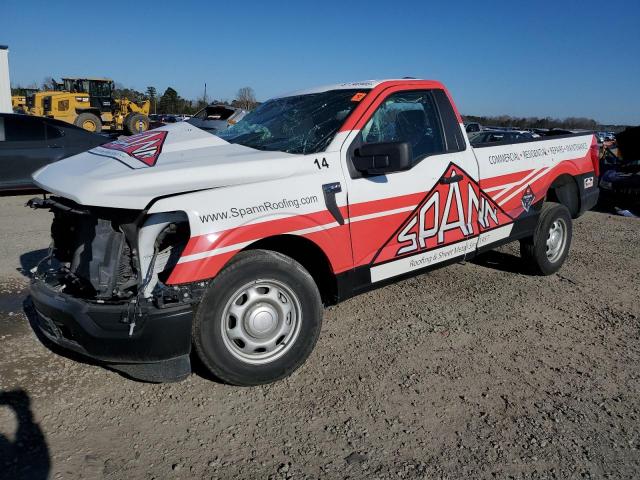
xmin=341 ymin=88 xmax=481 ymax=284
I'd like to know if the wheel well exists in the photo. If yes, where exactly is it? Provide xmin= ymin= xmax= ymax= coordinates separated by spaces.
xmin=244 ymin=235 xmax=337 ymax=305
xmin=546 ymin=174 xmax=580 ymax=217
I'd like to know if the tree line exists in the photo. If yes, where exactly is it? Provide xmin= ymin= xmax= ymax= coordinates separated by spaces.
xmin=115 ymin=85 xmax=258 ymax=115
xmin=462 ymin=114 xmax=601 ymax=131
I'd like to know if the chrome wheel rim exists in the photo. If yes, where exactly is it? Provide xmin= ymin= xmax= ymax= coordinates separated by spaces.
xmin=546 ymin=218 xmax=567 ymax=263
xmin=220 ymin=279 xmax=301 ymax=365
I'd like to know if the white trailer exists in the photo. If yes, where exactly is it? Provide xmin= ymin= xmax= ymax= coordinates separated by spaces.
xmin=0 ymin=46 xmax=11 ymax=114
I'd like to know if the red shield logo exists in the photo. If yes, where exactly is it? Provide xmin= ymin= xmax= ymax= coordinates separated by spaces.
xmin=101 ymin=130 xmax=168 ymax=167
xmin=372 ymin=163 xmax=513 ymax=264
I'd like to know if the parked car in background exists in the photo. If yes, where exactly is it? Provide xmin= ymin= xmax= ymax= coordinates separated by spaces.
xmin=465 ymin=122 xmax=481 ymax=133
xmin=544 ymin=128 xmax=595 ymax=137
xmin=541 ymin=128 xmax=571 ymax=137
xmin=149 ymin=114 xmax=164 ymax=129
xmin=188 ymin=104 xmax=247 ymax=133
xmin=0 ymin=113 xmax=110 ymax=192
xmin=149 ymin=114 xmax=192 ymax=130
xmin=599 ymin=126 xmax=640 ymax=212
xmin=599 ymin=160 xmax=640 ymax=210
xmin=470 ymin=129 xmax=536 ymax=145
xmin=510 ymin=129 xmax=540 ymax=138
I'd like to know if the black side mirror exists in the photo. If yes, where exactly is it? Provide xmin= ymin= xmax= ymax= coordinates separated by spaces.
xmin=353 ymin=141 xmax=413 ymax=176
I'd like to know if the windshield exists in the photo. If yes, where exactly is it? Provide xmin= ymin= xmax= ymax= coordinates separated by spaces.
xmin=215 ymin=89 xmax=369 ymax=154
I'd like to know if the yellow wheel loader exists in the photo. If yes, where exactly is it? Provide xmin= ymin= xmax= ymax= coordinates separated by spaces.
xmin=11 ymin=95 xmax=26 ymax=111
xmin=29 ymin=78 xmax=150 ymax=134
xmin=11 ymin=88 xmax=38 ymax=113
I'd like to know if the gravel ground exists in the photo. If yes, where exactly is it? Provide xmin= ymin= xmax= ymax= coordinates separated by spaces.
xmin=0 ymin=194 xmax=639 ymax=480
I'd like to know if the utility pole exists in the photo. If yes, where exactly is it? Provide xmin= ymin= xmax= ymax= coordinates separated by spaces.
xmin=203 ymin=82 xmax=208 ymax=105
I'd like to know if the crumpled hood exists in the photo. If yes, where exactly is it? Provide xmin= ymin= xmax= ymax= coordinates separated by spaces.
xmin=32 ymin=122 xmax=303 ymax=209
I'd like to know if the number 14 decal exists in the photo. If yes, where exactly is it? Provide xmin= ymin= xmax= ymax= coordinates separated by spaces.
xmin=314 ymin=158 xmax=329 ymax=170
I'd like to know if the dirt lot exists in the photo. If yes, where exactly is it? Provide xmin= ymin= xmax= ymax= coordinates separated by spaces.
xmin=0 ymin=193 xmax=639 ymax=479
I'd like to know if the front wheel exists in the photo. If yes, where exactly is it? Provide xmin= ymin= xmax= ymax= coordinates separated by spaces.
xmin=124 ymin=112 xmax=150 ymax=135
xmin=74 ymin=112 xmax=102 ymax=133
xmin=520 ymin=202 xmax=572 ymax=275
xmin=193 ymin=250 xmax=323 ymax=386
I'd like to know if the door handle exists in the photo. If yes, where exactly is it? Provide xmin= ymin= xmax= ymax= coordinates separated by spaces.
xmin=322 ymin=182 xmax=344 ymax=225
xmin=440 ymin=174 xmax=463 ymax=184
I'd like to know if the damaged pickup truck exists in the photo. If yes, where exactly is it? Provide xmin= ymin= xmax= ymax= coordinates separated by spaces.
xmin=28 ymin=79 xmax=600 ymax=385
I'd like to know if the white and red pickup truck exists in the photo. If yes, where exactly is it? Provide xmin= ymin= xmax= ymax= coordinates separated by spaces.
xmin=28 ymin=79 xmax=599 ymax=385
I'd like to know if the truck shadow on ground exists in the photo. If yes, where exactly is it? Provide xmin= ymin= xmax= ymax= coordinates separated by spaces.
xmin=471 ymin=250 xmax=526 ymax=274
xmin=0 ymin=389 xmax=50 ymax=480
xmin=189 ymin=354 xmax=225 ymax=384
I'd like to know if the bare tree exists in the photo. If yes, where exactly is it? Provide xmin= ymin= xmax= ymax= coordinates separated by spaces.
xmin=41 ymin=76 xmax=57 ymax=91
xmin=235 ymin=87 xmax=257 ymax=110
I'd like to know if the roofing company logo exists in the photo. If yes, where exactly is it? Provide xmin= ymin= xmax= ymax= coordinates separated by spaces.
xmin=521 ymin=185 xmax=535 ymax=212
xmin=372 ymin=163 xmax=513 ymax=265
xmin=96 ymin=130 xmax=168 ymax=168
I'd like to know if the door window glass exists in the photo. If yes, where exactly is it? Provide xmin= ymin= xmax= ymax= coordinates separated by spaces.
xmin=362 ymin=91 xmax=445 ymax=161
xmin=487 ymin=133 xmax=505 ymax=142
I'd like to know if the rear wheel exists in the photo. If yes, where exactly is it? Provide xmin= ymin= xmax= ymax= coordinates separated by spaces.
xmin=74 ymin=112 xmax=102 ymax=132
xmin=124 ymin=112 xmax=149 ymax=135
xmin=193 ymin=250 xmax=323 ymax=386
xmin=520 ymin=202 xmax=572 ymax=275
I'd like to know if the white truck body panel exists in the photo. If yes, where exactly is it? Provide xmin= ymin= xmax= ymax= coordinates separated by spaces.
xmin=33 ymin=122 xmax=308 ymax=209
xmin=31 ymin=79 xmax=597 ymax=289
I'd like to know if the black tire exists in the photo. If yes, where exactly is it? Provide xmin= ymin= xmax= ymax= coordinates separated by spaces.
xmin=124 ymin=113 xmax=150 ymax=135
xmin=74 ymin=112 xmax=102 ymax=133
xmin=193 ymin=249 xmax=323 ymax=386
xmin=520 ymin=202 xmax=572 ymax=275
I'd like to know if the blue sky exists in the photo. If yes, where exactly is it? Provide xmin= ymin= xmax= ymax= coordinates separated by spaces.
xmin=2 ymin=0 xmax=639 ymax=124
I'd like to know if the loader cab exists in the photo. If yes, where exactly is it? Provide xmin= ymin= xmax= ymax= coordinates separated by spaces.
xmin=11 ymin=88 xmax=39 ymax=113
xmin=11 ymin=95 xmax=26 ymax=112
xmin=24 ymin=88 xmax=38 ymax=110
xmin=61 ymin=78 xmax=114 ymax=113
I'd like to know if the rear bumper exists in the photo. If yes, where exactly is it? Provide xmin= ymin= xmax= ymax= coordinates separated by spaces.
xmin=29 ymin=278 xmax=194 ymax=381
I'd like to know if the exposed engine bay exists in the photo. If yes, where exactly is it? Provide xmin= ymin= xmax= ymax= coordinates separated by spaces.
xmin=28 ymin=195 xmax=203 ymax=318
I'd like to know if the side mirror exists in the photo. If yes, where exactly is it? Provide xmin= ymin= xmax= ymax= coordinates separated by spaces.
xmin=353 ymin=142 xmax=413 ymax=176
